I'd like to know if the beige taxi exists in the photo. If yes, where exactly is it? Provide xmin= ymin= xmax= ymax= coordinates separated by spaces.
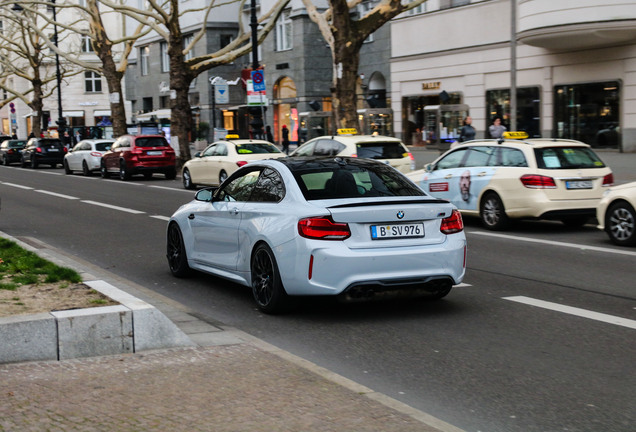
xmin=182 ymin=137 xmax=286 ymax=189
xmin=406 ymin=133 xmax=614 ymax=230
xmin=290 ymin=129 xmax=415 ymax=173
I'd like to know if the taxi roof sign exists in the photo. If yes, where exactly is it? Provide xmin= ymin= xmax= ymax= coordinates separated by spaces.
xmin=503 ymin=131 xmax=529 ymax=140
xmin=337 ymin=128 xmax=358 ymax=136
xmin=225 ymin=134 xmax=240 ymax=139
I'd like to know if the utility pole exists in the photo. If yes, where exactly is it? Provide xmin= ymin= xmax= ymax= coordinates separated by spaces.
xmin=510 ymin=0 xmax=517 ymax=131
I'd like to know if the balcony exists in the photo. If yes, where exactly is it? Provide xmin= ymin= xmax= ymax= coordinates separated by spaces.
xmin=517 ymin=0 xmax=636 ymax=50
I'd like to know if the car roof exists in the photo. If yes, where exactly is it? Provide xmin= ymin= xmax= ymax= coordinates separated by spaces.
xmin=457 ymin=138 xmax=591 ymax=149
xmin=79 ymin=139 xmax=114 ymax=144
xmin=308 ymin=134 xmax=404 ymax=145
xmin=218 ymin=139 xmax=274 ymax=145
xmin=272 ymin=156 xmax=395 ymax=171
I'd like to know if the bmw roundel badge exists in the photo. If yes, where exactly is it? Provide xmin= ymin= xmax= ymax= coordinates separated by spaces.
xmin=397 ymin=211 xmax=404 ymax=219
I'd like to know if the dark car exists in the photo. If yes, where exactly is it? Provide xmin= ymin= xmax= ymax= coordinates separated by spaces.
xmin=100 ymin=134 xmax=176 ymax=180
xmin=21 ymin=138 xmax=67 ymax=168
xmin=0 ymin=139 xmax=27 ymax=166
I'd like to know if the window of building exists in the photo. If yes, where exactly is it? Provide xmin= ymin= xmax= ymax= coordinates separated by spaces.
xmin=160 ymin=42 xmax=169 ymax=73
xmin=275 ymin=9 xmax=292 ymax=51
xmin=81 ymin=34 xmax=93 ymax=53
xmin=142 ymin=97 xmax=153 ymax=112
xmin=553 ymin=81 xmax=620 ymax=148
xmin=140 ymin=46 xmax=149 ymax=76
xmin=358 ymin=1 xmax=374 ymax=43
xmin=407 ymin=0 xmax=426 ymax=15
xmin=486 ymin=87 xmax=540 ymax=138
xmin=220 ymin=34 xmax=233 ymax=50
xmin=440 ymin=0 xmax=470 ymax=9
xmin=84 ymin=71 xmax=102 ymax=92
xmin=183 ymin=34 xmax=194 ymax=61
xmin=159 ymin=95 xmax=170 ymax=109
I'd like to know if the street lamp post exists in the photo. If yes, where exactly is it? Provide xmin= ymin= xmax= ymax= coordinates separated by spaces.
xmin=249 ymin=0 xmax=264 ymax=139
xmin=51 ymin=0 xmax=66 ymax=135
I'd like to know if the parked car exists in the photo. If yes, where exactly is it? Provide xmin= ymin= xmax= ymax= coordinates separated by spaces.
xmin=0 ymin=139 xmax=27 ymax=166
xmin=100 ymin=134 xmax=176 ymax=180
xmin=406 ymin=135 xmax=614 ymax=230
xmin=181 ymin=137 xmax=286 ymax=189
xmin=290 ymin=130 xmax=416 ymax=173
xmin=597 ymin=181 xmax=636 ymax=246
xmin=167 ymin=157 xmax=466 ymax=313
xmin=63 ymin=139 xmax=114 ymax=176
xmin=21 ymin=138 xmax=67 ymax=168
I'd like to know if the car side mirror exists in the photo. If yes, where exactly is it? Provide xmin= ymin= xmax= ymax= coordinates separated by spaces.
xmin=195 ymin=187 xmax=217 ymax=202
xmin=194 ymin=152 xmax=202 ymax=158
xmin=424 ymin=163 xmax=434 ymax=173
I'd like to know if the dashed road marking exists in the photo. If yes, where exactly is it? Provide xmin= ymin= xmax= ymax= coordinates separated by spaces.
xmin=35 ymin=190 xmax=80 ymax=200
xmin=81 ymin=200 xmax=145 ymax=214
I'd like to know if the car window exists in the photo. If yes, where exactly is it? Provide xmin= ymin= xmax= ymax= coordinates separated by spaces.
xmin=202 ymin=144 xmax=217 ymax=157
xmin=293 ymin=141 xmax=316 ymax=156
xmin=293 ymin=164 xmax=426 ymax=200
xmin=235 ymin=143 xmax=282 ymax=154
xmin=215 ymin=143 xmax=228 ymax=156
xmin=135 ymin=137 xmax=167 ymax=148
xmin=95 ymin=142 xmax=112 ymax=151
xmin=534 ymin=147 xmax=606 ymax=169
xmin=500 ymin=148 xmax=528 ymax=167
xmin=356 ymin=141 xmax=406 ymax=159
xmin=216 ymin=169 xmax=260 ymax=202
xmin=464 ymin=146 xmax=495 ymax=167
xmin=314 ymin=140 xmax=343 ymax=156
xmin=250 ymin=168 xmax=285 ymax=202
xmin=81 ymin=143 xmax=92 ymax=151
xmin=435 ymin=148 xmax=468 ymax=170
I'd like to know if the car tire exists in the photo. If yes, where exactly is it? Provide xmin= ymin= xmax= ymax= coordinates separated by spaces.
xmin=21 ymin=157 xmax=26 ymax=168
xmin=100 ymin=161 xmax=109 ymax=178
xmin=166 ymin=223 xmax=191 ymax=277
xmin=119 ymin=160 xmax=130 ymax=181
xmin=219 ymin=170 xmax=228 ymax=184
xmin=3 ymin=156 xmax=9 ymax=166
xmin=182 ymin=168 xmax=196 ymax=190
xmin=63 ymin=160 xmax=71 ymax=174
xmin=251 ymin=243 xmax=295 ymax=314
xmin=144 ymin=172 xmax=153 ymax=180
xmin=82 ymin=161 xmax=91 ymax=176
xmin=165 ymin=168 xmax=176 ymax=180
xmin=606 ymin=201 xmax=636 ymax=246
xmin=31 ymin=157 xmax=38 ymax=169
xmin=480 ymin=192 xmax=509 ymax=230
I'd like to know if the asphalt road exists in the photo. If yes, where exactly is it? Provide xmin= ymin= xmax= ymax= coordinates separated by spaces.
xmin=0 ymin=162 xmax=634 ymax=432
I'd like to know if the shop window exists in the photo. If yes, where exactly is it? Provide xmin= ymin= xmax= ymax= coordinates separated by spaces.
xmin=553 ymin=82 xmax=620 ymax=148
xmin=486 ymin=87 xmax=540 ymax=138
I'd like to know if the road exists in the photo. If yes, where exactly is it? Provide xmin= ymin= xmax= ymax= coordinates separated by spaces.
xmin=0 ymin=162 xmax=634 ymax=432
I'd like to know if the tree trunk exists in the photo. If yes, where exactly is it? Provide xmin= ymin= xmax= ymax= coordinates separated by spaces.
xmin=168 ymin=26 xmax=193 ymax=166
xmin=30 ymin=79 xmax=44 ymax=137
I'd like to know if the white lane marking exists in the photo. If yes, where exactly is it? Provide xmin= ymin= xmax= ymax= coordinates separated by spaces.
xmin=1 ymin=182 xmax=34 ymax=190
xmin=503 ymin=296 xmax=636 ymax=330
xmin=102 ymin=179 xmax=145 ymax=186
xmin=150 ymin=215 xmax=171 ymax=221
xmin=149 ymin=185 xmax=194 ymax=193
xmin=471 ymin=231 xmax=636 ymax=257
xmin=35 ymin=190 xmax=80 ymax=200
xmin=81 ymin=200 xmax=145 ymax=214
xmin=37 ymin=171 xmax=63 ymax=176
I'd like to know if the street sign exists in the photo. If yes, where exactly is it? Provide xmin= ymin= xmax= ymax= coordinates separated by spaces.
xmin=215 ymin=83 xmax=229 ymax=104
xmin=251 ymin=70 xmax=266 ymax=92
xmin=247 ymin=80 xmax=266 ymax=106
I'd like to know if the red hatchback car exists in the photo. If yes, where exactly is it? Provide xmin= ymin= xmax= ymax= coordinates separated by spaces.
xmin=100 ymin=134 xmax=176 ymax=180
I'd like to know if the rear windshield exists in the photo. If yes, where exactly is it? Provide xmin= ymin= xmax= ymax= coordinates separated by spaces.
xmin=9 ymin=141 xmax=26 ymax=148
xmin=38 ymin=139 xmax=63 ymax=148
xmin=135 ymin=137 xmax=169 ymax=148
xmin=235 ymin=143 xmax=282 ymax=154
xmin=356 ymin=142 xmax=407 ymax=160
xmin=534 ymin=147 xmax=606 ymax=169
xmin=292 ymin=162 xmax=425 ymax=200
xmin=95 ymin=142 xmax=112 ymax=151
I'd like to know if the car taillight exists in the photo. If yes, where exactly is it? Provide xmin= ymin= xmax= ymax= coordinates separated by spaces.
xmin=7 ymin=149 xmax=14 ymax=154
xmin=298 ymin=216 xmax=351 ymax=240
xmin=520 ymin=174 xmax=557 ymax=189
xmin=90 ymin=152 xmax=102 ymax=157
xmin=131 ymin=148 xmax=144 ymax=155
xmin=236 ymin=161 xmax=248 ymax=167
xmin=35 ymin=147 xmax=42 ymax=153
xmin=351 ymin=153 xmax=358 ymax=158
xmin=406 ymin=152 xmax=414 ymax=161
xmin=603 ymin=173 xmax=614 ymax=186
xmin=440 ymin=209 xmax=464 ymax=234
xmin=63 ymin=147 xmax=68 ymax=153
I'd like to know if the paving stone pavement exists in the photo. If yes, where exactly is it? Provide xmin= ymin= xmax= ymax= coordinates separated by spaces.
xmin=0 ymin=344 xmax=448 ymax=432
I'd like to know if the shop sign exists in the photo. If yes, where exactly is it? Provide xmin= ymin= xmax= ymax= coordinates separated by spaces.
xmin=422 ymin=81 xmax=441 ymax=90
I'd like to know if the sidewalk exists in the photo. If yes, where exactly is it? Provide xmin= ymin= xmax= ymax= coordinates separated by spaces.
xmin=0 ymin=236 xmax=463 ymax=432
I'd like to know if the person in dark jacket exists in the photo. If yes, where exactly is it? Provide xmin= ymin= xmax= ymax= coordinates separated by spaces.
xmin=459 ymin=116 xmax=476 ymax=142
xmin=281 ymin=125 xmax=290 ymax=154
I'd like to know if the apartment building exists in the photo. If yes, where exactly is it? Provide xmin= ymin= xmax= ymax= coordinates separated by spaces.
xmin=391 ymin=0 xmax=636 ymax=152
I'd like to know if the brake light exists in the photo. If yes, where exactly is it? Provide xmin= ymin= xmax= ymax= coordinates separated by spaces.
xmin=520 ymin=174 xmax=557 ymax=189
xmin=7 ymin=149 xmax=14 ymax=154
xmin=407 ymin=152 xmax=414 ymax=161
xmin=90 ymin=152 xmax=102 ymax=157
xmin=131 ymin=148 xmax=144 ymax=155
xmin=236 ymin=161 xmax=248 ymax=167
xmin=603 ymin=173 xmax=614 ymax=186
xmin=63 ymin=147 xmax=68 ymax=153
xmin=298 ymin=216 xmax=351 ymax=240
xmin=351 ymin=153 xmax=358 ymax=158
xmin=440 ymin=209 xmax=464 ymax=234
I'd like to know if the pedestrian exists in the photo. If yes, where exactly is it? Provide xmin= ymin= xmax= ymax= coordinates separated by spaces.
xmin=74 ymin=129 xmax=82 ymax=144
xmin=459 ymin=116 xmax=476 ymax=142
xmin=281 ymin=124 xmax=290 ymax=154
xmin=489 ymin=117 xmax=506 ymax=139
xmin=62 ymin=130 xmax=72 ymax=150
xmin=265 ymin=125 xmax=274 ymax=144
xmin=28 ymin=131 xmax=35 ymax=139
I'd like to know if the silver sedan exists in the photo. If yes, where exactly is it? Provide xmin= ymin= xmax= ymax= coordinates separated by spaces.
xmin=167 ymin=157 xmax=467 ymax=313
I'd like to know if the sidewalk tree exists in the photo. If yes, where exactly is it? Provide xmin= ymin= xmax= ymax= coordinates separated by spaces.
xmin=0 ymin=2 xmax=81 ymax=137
xmin=100 ymin=0 xmax=291 ymax=164
xmin=301 ymin=0 xmax=426 ymax=130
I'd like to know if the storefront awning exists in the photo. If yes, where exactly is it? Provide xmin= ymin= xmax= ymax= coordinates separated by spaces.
xmin=94 ymin=110 xmax=111 ymax=116
xmin=136 ymin=109 xmax=171 ymax=121
xmin=63 ymin=110 xmax=85 ymax=118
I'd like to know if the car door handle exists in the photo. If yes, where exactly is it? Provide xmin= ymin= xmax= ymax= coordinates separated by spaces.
xmin=477 ymin=171 xmax=488 ymax=176
xmin=188 ymin=214 xmax=195 ymax=220
xmin=231 ymin=207 xmax=240 ymax=215
xmin=444 ymin=174 xmax=453 ymax=179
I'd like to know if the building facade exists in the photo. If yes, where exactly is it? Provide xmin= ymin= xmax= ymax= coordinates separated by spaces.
xmin=391 ymin=0 xmax=636 ymax=152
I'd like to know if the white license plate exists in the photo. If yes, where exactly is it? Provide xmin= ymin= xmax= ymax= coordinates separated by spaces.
xmin=566 ymin=180 xmax=593 ymax=190
xmin=146 ymin=151 xmax=162 ymax=155
xmin=371 ymin=223 xmax=424 ymax=240
xmin=48 ymin=148 xmax=59 ymax=152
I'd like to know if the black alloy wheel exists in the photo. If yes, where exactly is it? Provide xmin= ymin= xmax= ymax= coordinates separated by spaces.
xmin=20 ymin=156 xmax=26 ymax=168
xmin=100 ymin=161 xmax=109 ymax=178
xmin=606 ymin=201 xmax=636 ymax=246
xmin=119 ymin=160 xmax=130 ymax=181
xmin=3 ymin=156 xmax=9 ymax=166
xmin=251 ymin=243 xmax=294 ymax=314
xmin=63 ymin=160 xmax=72 ymax=174
xmin=166 ymin=223 xmax=191 ymax=277
xmin=480 ymin=192 xmax=509 ymax=230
